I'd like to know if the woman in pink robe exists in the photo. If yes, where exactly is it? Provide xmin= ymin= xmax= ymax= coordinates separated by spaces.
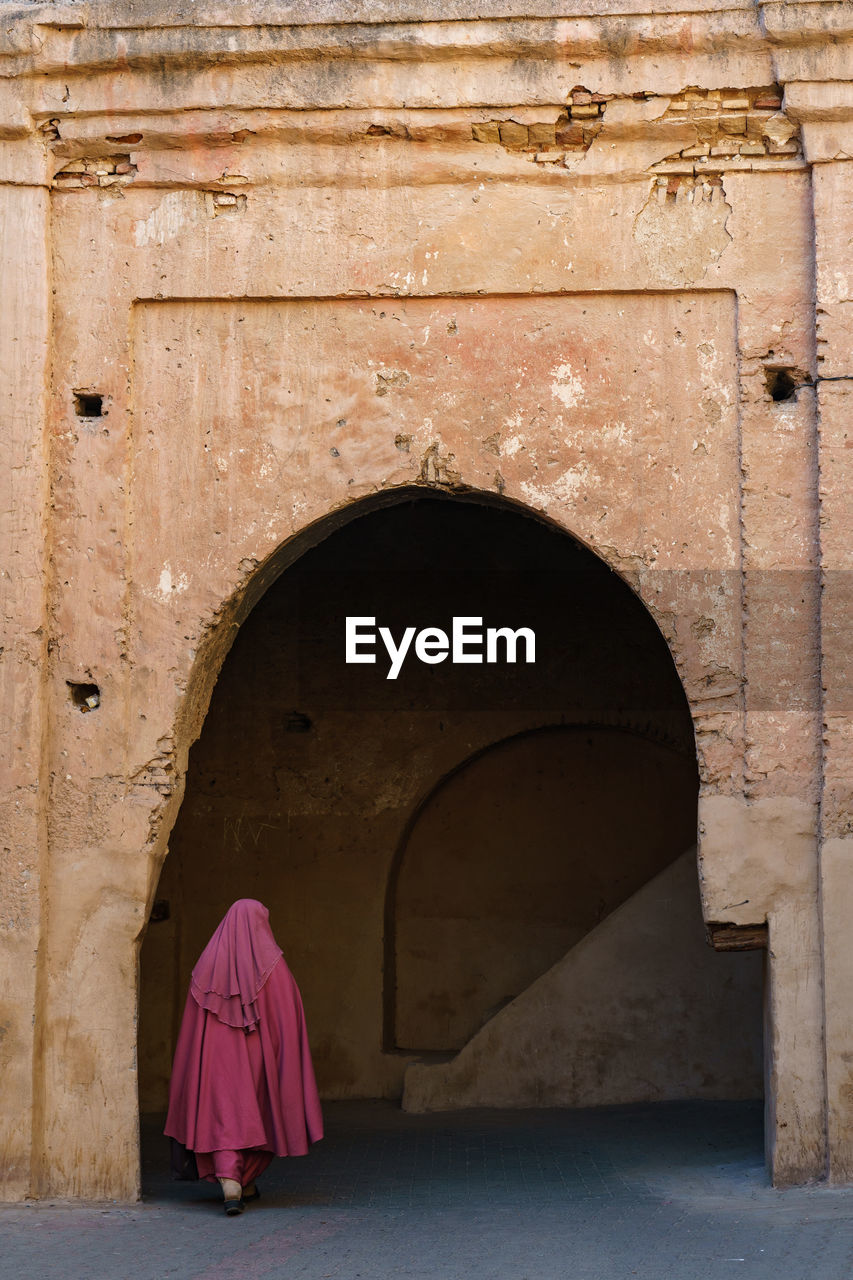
xmin=165 ymin=898 xmax=323 ymax=1214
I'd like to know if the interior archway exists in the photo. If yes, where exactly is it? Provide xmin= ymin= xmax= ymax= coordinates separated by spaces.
xmin=138 ymin=490 xmax=762 ymax=1120
xmin=388 ymin=725 xmax=699 ymax=1054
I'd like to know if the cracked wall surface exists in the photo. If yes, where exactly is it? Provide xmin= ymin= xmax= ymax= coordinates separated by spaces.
xmin=0 ymin=0 xmax=850 ymax=1200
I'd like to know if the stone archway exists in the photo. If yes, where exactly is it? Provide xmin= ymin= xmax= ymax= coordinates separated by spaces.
xmin=138 ymin=489 xmax=762 ymax=1142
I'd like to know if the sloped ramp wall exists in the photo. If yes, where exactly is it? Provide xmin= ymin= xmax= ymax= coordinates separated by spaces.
xmin=403 ymin=850 xmax=763 ymax=1111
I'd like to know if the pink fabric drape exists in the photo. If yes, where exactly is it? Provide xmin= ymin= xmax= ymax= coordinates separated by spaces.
xmin=165 ymin=899 xmax=323 ymax=1171
xmin=194 ymin=1148 xmax=273 ymax=1186
xmin=190 ymin=896 xmax=284 ymax=1031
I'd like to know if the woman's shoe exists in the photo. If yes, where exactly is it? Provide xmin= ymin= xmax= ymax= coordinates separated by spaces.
xmin=223 ymin=1197 xmax=245 ymax=1216
xmin=242 ymin=1186 xmax=260 ymax=1203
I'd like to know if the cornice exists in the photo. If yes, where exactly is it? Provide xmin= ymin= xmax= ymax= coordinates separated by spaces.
xmin=5 ymin=9 xmax=770 ymax=72
xmin=0 ymin=0 xmax=766 ymax=30
xmin=0 ymin=1 xmax=849 ymax=138
xmin=0 ymin=0 xmax=849 ymax=71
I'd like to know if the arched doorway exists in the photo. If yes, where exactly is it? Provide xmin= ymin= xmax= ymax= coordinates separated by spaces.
xmin=138 ymin=491 xmax=762 ymax=1127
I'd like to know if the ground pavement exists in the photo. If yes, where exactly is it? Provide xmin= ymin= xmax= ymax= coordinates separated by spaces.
xmin=3 ymin=1100 xmax=853 ymax=1279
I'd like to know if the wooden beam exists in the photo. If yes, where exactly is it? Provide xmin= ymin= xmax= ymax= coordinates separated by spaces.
xmin=706 ymin=921 xmax=768 ymax=952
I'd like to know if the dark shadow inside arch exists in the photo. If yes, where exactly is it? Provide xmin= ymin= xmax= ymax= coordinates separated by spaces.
xmin=384 ymin=723 xmax=699 ymax=1055
xmin=139 ymin=488 xmax=763 ymax=1177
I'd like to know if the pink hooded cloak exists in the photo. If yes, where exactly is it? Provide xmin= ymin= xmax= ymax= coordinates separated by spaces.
xmin=165 ymin=899 xmax=323 ymax=1183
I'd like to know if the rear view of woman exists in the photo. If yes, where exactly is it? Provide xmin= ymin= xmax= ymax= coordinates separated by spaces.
xmin=165 ymin=898 xmax=323 ymax=1215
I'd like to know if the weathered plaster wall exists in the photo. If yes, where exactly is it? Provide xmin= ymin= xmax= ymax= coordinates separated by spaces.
xmin=0 ymin=0 xmax=846 ymax=1200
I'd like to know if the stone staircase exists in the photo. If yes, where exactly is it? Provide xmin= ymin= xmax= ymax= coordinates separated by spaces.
xmin=403 ymin=849 xmax=763 ymax=1112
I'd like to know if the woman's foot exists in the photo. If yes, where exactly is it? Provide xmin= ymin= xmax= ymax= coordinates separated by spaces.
xmin=219 ymin=1177 xmax=244 ymax=1215
xmin=242 ymin=1183 xmax=260 ymax=1203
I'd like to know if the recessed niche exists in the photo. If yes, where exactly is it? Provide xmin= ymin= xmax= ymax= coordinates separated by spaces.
xmin=764 ymin=366 xmax=803 ymax=402
xmin=67 ymin=681 xmax=100 ymax=712
xmin=74 ymin=392 xmax=104 ymax=418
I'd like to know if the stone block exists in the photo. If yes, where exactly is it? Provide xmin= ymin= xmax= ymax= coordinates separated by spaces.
xmin=498 ymin=121 xmax=528 ymax=147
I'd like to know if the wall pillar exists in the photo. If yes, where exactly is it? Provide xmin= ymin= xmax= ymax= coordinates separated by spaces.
xmin=793 ymin=88 xmax=853 ymax=1180
xmin=0 ymin=140 xmax=51 ymax=1200
xmin=699 ymin=794 xmax=826 ymax=1183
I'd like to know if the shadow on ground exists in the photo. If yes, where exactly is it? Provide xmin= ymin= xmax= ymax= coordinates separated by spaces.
xmin=143 ymin=1098 xmax=767 ymax=1210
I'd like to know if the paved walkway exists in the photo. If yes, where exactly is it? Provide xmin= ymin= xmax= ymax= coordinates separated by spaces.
xmin=4 ymin=1101 xmax=853 ymax=1279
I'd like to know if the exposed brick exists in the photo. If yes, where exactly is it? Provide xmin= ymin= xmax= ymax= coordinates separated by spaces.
xmin=762 ymin=113 xmax=797 ymax=145
xmin=555 ymin=122 xmax=585 ymax=147
xmin=653 ymin=160 xmax=695 ymax=174
xmin=498 ymin=121 xmax=528 ymax=147
xmin=528 ymin=122 xmax=556 ymax=148
xmin=209 ymin=191 xmax=248 ymax=216
xmin=53 ymin=153 xmax=137 ymax=189
xmin=472 ymin=122 xmax=500 ymax=144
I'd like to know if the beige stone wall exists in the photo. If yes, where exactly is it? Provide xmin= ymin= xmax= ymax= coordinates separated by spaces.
xmin=0 ymin=0 xmax=850 ymax=1199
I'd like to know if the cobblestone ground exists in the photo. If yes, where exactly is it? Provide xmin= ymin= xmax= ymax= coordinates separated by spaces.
xmin=4 ymin=1101 xmax=853 ymax=1280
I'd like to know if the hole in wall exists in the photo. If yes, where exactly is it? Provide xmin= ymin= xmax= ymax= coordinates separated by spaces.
xmin=74 ymin=392 xmax=104 ymax=418
xmin=284 ymin=712 xmax=313 ymax=733
xmin=764 ymin=367 xmax=803 ymax=402
xmin=67 ymin=681 xmax=100 ymax=711
xmin=105 ymin=132 xmax=143 ymax=144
